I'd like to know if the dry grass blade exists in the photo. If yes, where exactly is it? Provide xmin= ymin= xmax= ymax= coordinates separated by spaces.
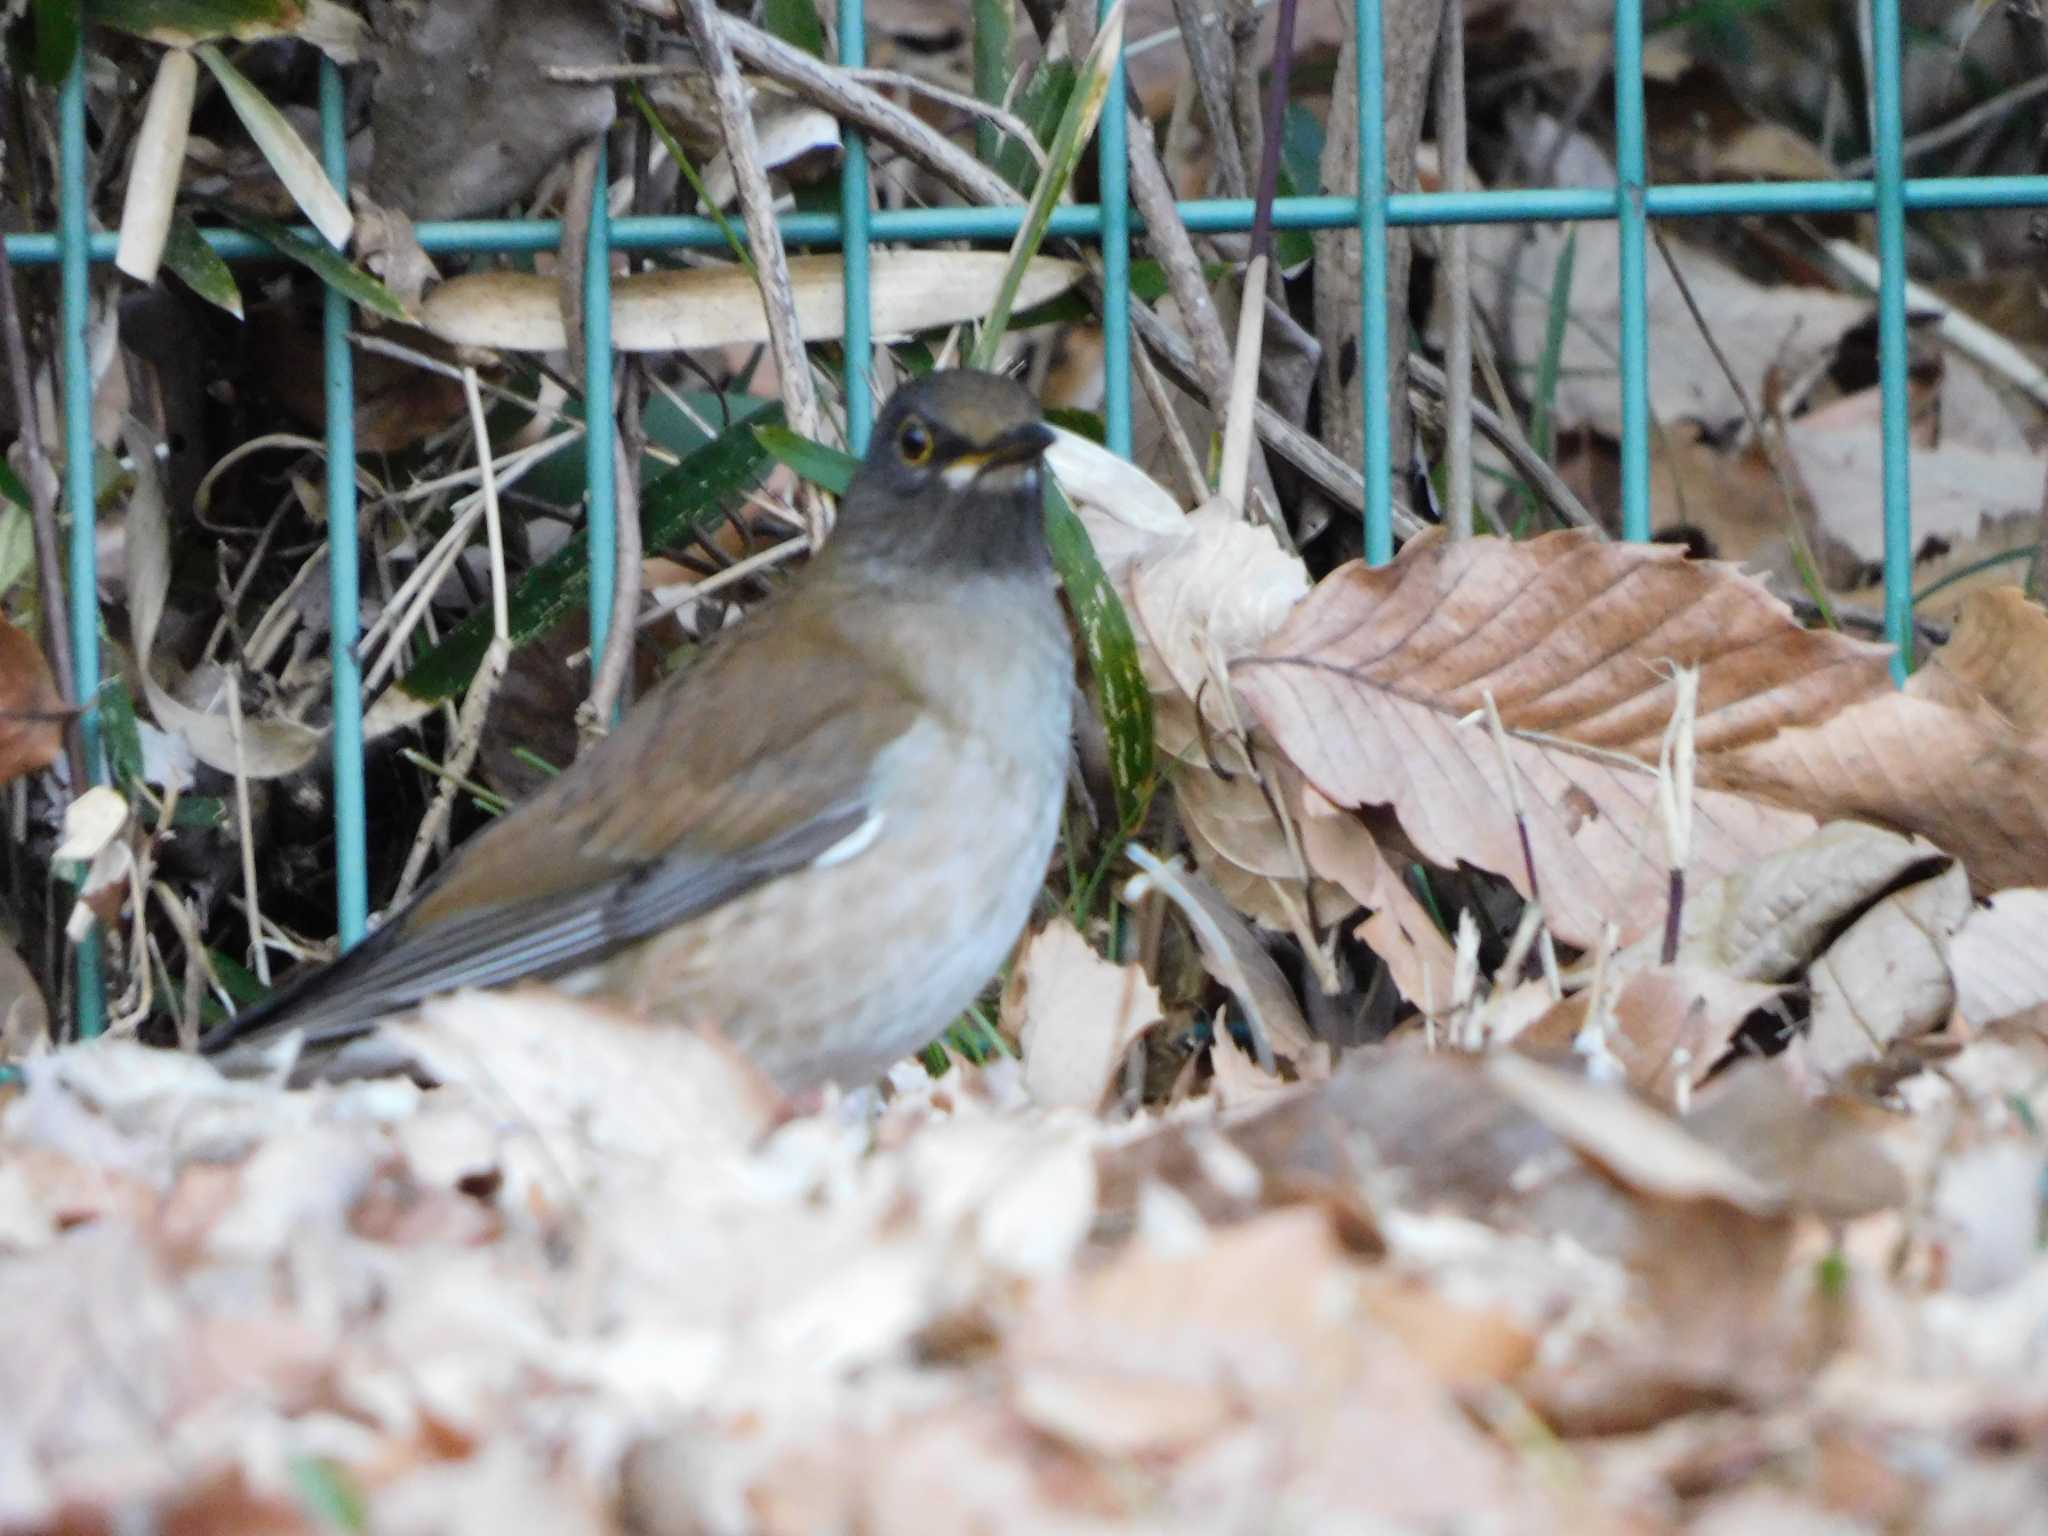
xmin=1236 ymin=530 xmax=1893 ymax=947
xmin=114 ymin=48 xmax=196 ymax=284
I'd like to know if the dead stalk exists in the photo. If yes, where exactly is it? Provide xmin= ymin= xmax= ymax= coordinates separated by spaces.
xmin=1436 ymin=0 xmax=1473 ymax=539
xmin=676 ymin=0 xmax=828 ymax=541
xmin=224 ymin=669 xmax=269 ymax=986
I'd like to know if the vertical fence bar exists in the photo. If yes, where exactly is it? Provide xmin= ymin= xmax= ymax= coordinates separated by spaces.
xmin=1097 ymin=0 xmax=1131 ymax=456
xmin=59 ymin=23 xmax=102 ymax=1034
xmin=584 ymin=143 xmax=616 ymax=672
xmin=1867 ymin=0 xmax=1912 ymax=680
xmin=1355 ymin=0 xmax=1391 ymax=564
xmin=840 ymin=0 xmax=872 ymax=454
xmin=319 ymin=58 xmax=367 ymax=948
xmin=1613 ymin=0 xmax=1651 ymax=543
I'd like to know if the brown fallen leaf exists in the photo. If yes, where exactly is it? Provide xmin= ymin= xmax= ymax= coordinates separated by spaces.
xmin=1608 ymin=820 xmax=1946 ymax=984
xmin=0 ymin=615 xmax=65 ymax=788
xmin=1950 ymin=888 xmax=2048 ymax=1033
xmin=1238 ymin=529 xmax=1887 ymax=948
xmin=1297 ymin=787 xmax=1458 ymax=1014
xmin=1515 ymin=965 xmax=1785 ymax=1108
xmin=1002 ymin=919 xmax=1163 ymax=1112
xmin=1908 ymin=587 xmax=2048 ymax=735
xmin=1722 ymin=690 xmax=2048 ymax=895
xmin=1805 ymin=860 xmax=1971 ymax=1080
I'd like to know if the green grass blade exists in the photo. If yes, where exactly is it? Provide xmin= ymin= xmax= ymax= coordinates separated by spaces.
xmin=967 ymin=0 xmax=1126 ymax=371
xmin=212 ymin=203 xmax=410 ymax=322
xmin=1047 ymin=482 xmax=1153 ymax=826
xmin=162 ymin=209 xmax=244 ymax=317
xmin=972 ymin=0 xmax=1013 ymax=166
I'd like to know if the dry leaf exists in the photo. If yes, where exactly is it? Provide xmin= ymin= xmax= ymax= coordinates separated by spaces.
xmin=1608 ymin=821 xmax=1946 ymax=983
xmin=1238 ymin=530 xmax=1887 ymax=948
xmin=124 ymin=421 xmax=323 ymax=778
xmin=1788 ymin=386 xmax=2043 ymax=587
xmin=0 ymin=615 xmax=65 ymax=787
xmin=1805 ymin=860 xmax=1971 ymax=1078
xmin=1909 ymin=587 xmax=2048 ymax=735
xmin=1297 ymin=788 xmax=1458 ymax=1014
xmin=1488 ymin=219 xmax=1866 ymax=436
xmin=1722 ymin=692 xmax=2048 ymax=896
xmin=391 ymin=986 xmax=783 ymax=1175
xmin=1482 ymin=1052 xmax=1782 ymax=1213
xmin=1124 ymin=846 xmax=1316 ymax=1064
xmin=1516 ymin=965 xmax=1785 ymax=1108
xmin=1002 ymin=919 xmax=1163 ymax=1111
xmin=420 ymin=252 xmax=1084 ymax=353
xmin=1950 ymin=888 xmax=2048 ymax=1032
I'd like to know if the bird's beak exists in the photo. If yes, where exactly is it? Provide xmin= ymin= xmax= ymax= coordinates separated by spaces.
xmin=950 ymin=420 xmax=1057 ymax=480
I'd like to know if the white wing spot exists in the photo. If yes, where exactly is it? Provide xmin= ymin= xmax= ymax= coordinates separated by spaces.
xmin=813 ymin=812 xmax=886 ymax=868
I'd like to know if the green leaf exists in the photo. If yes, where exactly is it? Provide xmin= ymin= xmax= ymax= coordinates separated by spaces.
xmin=971 ymin=0 xmax=1013 ymax=166
xmin=210 ymin=203 xmax=410 ymax=322
xmin=397 ymin=410 xmax=782 ymax=705
xmin=968 ymin=2 xmax=1125 ymax=371
xmin=1043 ymin=406 xmax=1104 ymax=443
xmin=91 ymin=0 xmax=311 ymax=42
xmin=288 ymin=1456 xmax=366 ymax=1534
xmin=0 ymin=505 xmax=31 ymax=599
xmin=99 ymin=678 xmax=147 ymax=790
xmin=1008 ymin=257 xmax=1184 ymax=330
xmin=759 ymin=0 xmax=826 ymax=57
xmin=1272 ymin=102 xmax=1325 ymax=271
xmin=994 ymin=59 xmax=1075 ymax=194
xmin=161 ymin=209 xmax=244 ymax=317
xmin=519 ymin=390 xmax=771 ymax=508
xmin=31 ymin=0 xmax=80 ymax=86
xmin=753 ymin=423 xmax=856 ymax=495
xmin=170 ymin=794 xmax=227 ymax=829
xmin=0 ymin=457 xmax=30 ymax=511
xmin=1046 ymin=481 xmax=1153 ymax=827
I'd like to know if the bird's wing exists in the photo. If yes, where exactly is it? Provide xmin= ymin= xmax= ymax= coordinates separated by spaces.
xmin=203 ymin=600 xmax=926 ymax=1059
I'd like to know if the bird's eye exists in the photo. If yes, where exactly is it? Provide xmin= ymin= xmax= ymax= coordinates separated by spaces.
xmin=897 ymin=419 xmax=934 ymax=466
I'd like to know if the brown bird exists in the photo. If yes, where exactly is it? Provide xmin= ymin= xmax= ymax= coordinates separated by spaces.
xmin=204 ymin=370 xmax=1073 ymax=1090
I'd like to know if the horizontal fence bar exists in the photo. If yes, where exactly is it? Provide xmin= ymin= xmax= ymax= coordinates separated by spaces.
xmin=14 ymin=176 xmax=2048 ymax=266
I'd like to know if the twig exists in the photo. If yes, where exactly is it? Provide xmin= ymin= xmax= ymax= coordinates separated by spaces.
xmin=394 ymin=372 xmax=514 ymax=904
xmin=676 ymin=0 xmax=828 ymax=542
xmin=588 ymin=397 xmax=642 ymax=722
xmin=842 ymin=69 xmax=1049 ymax=171
xmin=635 ymin=533 xmax=807 ymax=633
xmin=1132 ymin=334 xmax=1207 ymax=505
xmin=224 ymin=670 xmax=268 ymax=985
xmin=1437 ymin=0 xmax=1473 ymax=539
xmin=1217 ymin=0 xmax=1297 ymax=523
xmin=0 ymin=205 xmax=84 ymax=791
xmin=1408 ymin=355 xmax=1595 ymax=532
xmin=1167 ymin=0 xmax=1250 ymax=196
xmin=1651 ymin=225 xmax=1837 ymax=625
xmin=1128 ymin=298 xmax=1428 ymax=539
xmin=1122 ymin=103 xmax=1283 ymax=526
xmin=1840 ymin=72 xmax=2048 ymax=175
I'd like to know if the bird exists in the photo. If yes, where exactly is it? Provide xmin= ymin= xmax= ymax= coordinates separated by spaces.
xmin=202 ymin=369 xmax=1074 ymax=1091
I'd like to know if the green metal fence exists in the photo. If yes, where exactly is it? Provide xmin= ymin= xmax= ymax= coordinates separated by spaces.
xmin=14 ymin=0 xmax=2048 ymax=1035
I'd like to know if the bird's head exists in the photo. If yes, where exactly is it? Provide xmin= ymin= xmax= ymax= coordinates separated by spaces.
xmin=833 ymin=369 xmax=1056 ymax=577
